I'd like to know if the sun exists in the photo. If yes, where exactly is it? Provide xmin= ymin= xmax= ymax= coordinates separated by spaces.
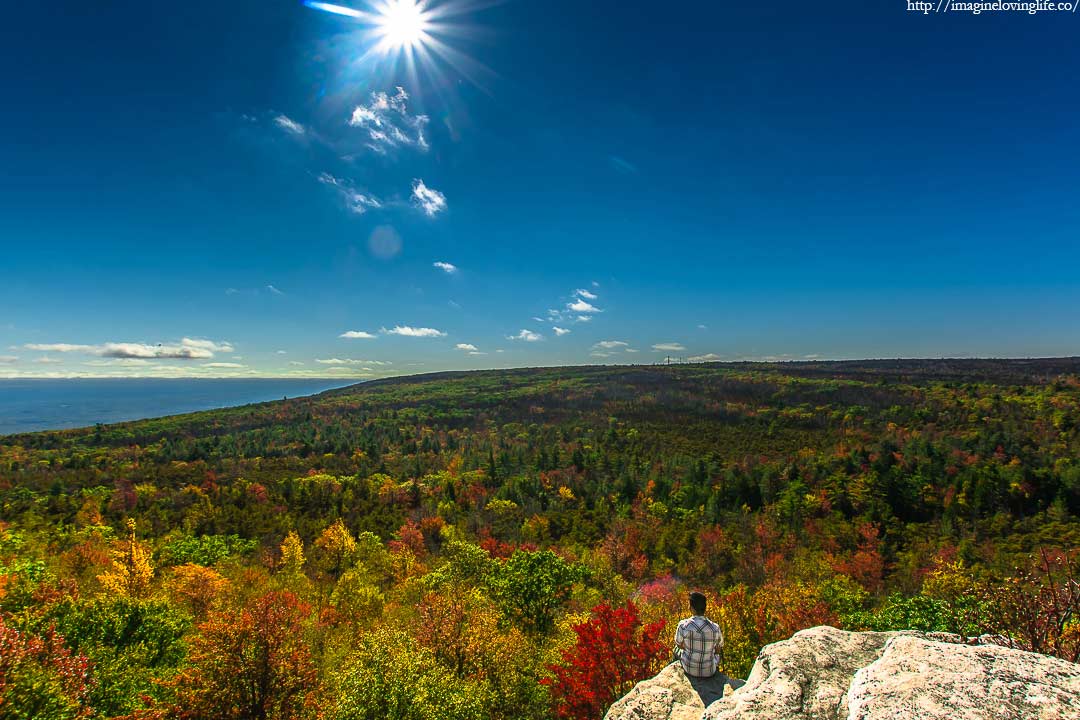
xmin=373 ymin=0 xmax=431 ymax=53
xmin=305 ymin=0 xmax=492 ymax=89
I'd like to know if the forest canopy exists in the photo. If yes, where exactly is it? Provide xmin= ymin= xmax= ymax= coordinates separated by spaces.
xmin=2 ymin=359 xmax=1079 ymax=719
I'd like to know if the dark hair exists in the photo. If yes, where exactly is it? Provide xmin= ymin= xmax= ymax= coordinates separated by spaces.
xmin=689 ymin=591 xmax=707 ymax=615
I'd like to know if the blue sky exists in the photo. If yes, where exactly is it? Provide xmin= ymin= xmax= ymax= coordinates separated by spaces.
xmin=1 ymin=0 xmax=1079 ymax=378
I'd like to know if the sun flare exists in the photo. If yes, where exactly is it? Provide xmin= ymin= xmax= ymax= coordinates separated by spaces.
xmin=374 ymin=0 xmax=431 ymax=52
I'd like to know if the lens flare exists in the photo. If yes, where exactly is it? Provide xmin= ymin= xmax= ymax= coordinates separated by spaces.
xmin=304 ymin=0 xmax=494 ymax=90
xmin=373 ymin=0 xmax=431 ymax=52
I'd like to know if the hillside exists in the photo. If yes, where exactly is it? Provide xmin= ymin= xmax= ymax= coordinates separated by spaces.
xmin=1 ymin=360 xmax=1079 ymax=719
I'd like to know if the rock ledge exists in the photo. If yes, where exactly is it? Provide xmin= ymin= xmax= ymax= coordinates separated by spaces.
xmin=604 ymin=626 xmax=1080 ymax=720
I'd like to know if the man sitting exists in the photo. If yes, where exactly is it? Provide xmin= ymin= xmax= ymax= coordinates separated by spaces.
xmin=675 ymin=591 xmax=729 ymax=706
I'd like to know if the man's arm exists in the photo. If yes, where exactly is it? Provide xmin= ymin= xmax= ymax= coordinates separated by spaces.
xmin=675 ymin=621 xmax=686 ymax=650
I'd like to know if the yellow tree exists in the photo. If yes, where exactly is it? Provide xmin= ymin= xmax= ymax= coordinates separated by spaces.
xmin=167 ymin=563 xmax=230 ymax=620
xmin=280 ymin=530 xmax=306 ymax=576
xmin=98 ymin=518 xmax=154 ymax=598
xmin=314 ymin=520 xmax=357 ymax=578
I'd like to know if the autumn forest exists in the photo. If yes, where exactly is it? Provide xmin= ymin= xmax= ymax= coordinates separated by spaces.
xmin=2 ymin=359 xmax=1080 ymax=719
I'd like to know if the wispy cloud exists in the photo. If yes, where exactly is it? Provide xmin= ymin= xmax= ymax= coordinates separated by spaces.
xmin=455 ymin=343 xmax=478 ymax=351
xmin=288 ymin=361 xmax=305 ymax=366
xmin=552 ymin=327 xmax=570 ymax=336
xmin=508 ymin=329 xmax=543 ymax=342
xmin=433 ymin=261 xmax=458 ymax=274
xmin=348 ymin=87 xmax=429 ymax=154
xmin=25 ymin=338 xmax=234 ymax=360
xmin=315 ymin=358 xmax=372 ymax=365
xmin=383 ymin=325 xmax=446 ymax=338
xmin=205 ymin=362 xmax=245 ymax=368
xmin=546 ymin=287 xmax=605 ymax=325
xmin=318 ymin=172 xmax=383 ymax=214
xmin=652 ymin=342 xmax=686 ymax=352
xmin=594 ymin=340 xmax=629 ymax=350
xmin=688 ymin=353 xmax=723 ymax=362
xmin=266 ymin=284 xmax=284 ymax=296
xmin=339 ymin=330 xmax=377 ymax=339
xmin=412 ymin=179 xmax=447 ymax=217
xmin=609 ymin=155 xmax=638 ymax=174
xmin=273 ymin=114 xmax=306 ymax=135
xmin=35 ymin=356 xmax=63 ymax=364
xmin=0 ymin=356 xmax=17 ymax=364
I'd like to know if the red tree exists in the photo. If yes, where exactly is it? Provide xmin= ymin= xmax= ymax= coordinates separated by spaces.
xmin=543 ymin=601 xmax=667 ymax=720
xmin=0 ymin=618 xmax=94 ymax=719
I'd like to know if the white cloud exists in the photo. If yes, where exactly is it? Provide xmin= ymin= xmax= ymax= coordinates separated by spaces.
xmin=412 ymin=179 xmax=447 ymax=217
xmin=179 ymin=338 xmax=234 ymax=353
xmin=205 ymin=362 xmax=245 ymax=368
xmin=35 ymin=356 xmax=63 ymax=364
xmin=568 ymin=299 xmax=601 ymax=313
xmin=288 ymin=361 xmax=305 ymax=366
xmin=266 ymin=284 xmax=284 ymax=295
xmin=24 ymin=343 xmax=95 ymax=353
xmin=652 ymin=343 xmax=686 ymax=352
xmin=318 ymin=172 xmax=383 ymax=215
xmin=315 ymin=358 xmax=374 ymax=365
xmin=273 ymin=114 xmax=306 ymax=135
xmin=339 ymin=330 xmax=377 ymax=339
xmin=277 ymin=350 xmax=288 ymax=354
xmin=595 ymin=340 xmax=629 ymax=350
xmin=433 ymin=261 xmax=458 ymax=274
xmin=468 ymin=351 xmax=486 ymax=356
xmin=626 ymin=348 xmax=639 ymax=353
xmin=0 ymin=356 xmax=17 ymax=364
xmin=455 ymin=343 xmax=478 ymax=351
xmin=26 ymin=338 xmax=233 ymax=360
xmin=804 ymin=354 xmax=822 ymax=359
xmin=348 ymin=87 xmax=429 ymax=153
xmin=697 ymin=324 xmax=708 ymax=330
xmin=590 ymin=351 xmax=613 ymax=358
xmin=508 ymin=329 xmax=543 ymax=342
xmin=383 ymin=325 xmax=446 ymax=338
xmin=688 ymin=353 xmax=724 ymax=362
xmin=545 ymin=287 xmax=605 ymax=326
xmin=552 ymin=327 xmax=570 ymax=336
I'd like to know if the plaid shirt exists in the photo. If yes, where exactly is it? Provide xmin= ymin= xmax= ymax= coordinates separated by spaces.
xmin=675 ymin=615 xmax=722 ymax=678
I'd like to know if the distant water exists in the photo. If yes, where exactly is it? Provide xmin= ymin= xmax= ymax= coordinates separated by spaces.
xmin=0 ymin=379 xmax=358 ymax=436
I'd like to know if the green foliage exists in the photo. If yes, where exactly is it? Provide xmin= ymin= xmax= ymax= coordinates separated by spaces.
xmin=156 ymin=534 xmax=257 ymax=567
xmin=330 ymin=627 xmax=490 ymax=720
xmin=488 ymin=550 xmax=591 ymax=635
xmin=36 ymin=597 xmax=190 ymax=716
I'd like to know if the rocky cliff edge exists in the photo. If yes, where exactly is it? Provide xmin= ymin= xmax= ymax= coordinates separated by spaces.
xmin=604 ymin=626 xmax=1080 ymax=720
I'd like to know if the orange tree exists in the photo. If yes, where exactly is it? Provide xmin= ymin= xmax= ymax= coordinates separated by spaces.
xmin=162 ymin=590 xmax=321 ymax=720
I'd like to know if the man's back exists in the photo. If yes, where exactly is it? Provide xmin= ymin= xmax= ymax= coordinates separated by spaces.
xmin=675 ymin=615 xmax=722 ymax=678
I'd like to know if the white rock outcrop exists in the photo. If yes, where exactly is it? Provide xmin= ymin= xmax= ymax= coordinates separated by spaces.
xmin=603 ymin=663 xmax=706 ymax=720
xmin=605 ymin=626 xmax=1080 ymax=720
